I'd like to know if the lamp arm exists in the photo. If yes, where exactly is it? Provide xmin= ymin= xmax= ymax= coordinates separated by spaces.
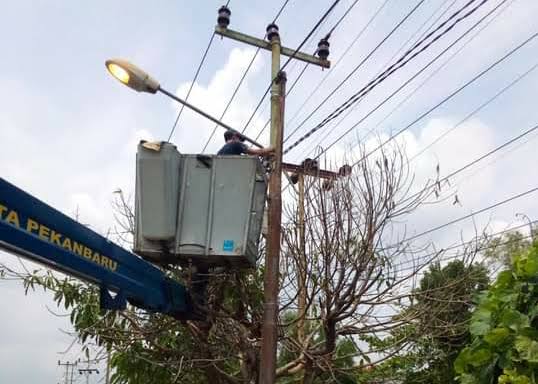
xmin=158 ymin=87 xmax=264 ymax=148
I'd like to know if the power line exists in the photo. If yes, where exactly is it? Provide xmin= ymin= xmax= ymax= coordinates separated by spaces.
xmin=391 ymin=220 xmax=537 ymax=272
xmin=233 ymin=0 xmax=334 ymax=141
xmin=238 ymin=0 xmax=342 ymax=137
xmin=325 ymin=0 xmax=361 ymax=39
xmin=296 ymin=0 xmax=465 ymax=160
xmin=281 ymin=0 xmax=359 ymax=91
xmin=200 ymin=0 xmax=292 ymax=152
xmin=283 ymin=0 xmax=427 ymax=145
xmin=430 ymin=122 xmax=538 ymax=194
xmin=334 ymin=21 xmax=536 ymax=167
xmin=455 ymin=128 xmax=538 ymax=189
xmin=280 ymin=0 xmax=341 ymax=72
xmin=386 ymin=0 xmax=459 ymax=69
xmin=279 ymin=5 xmax=532 ymax=213
xmin=409 ymin=61 xmax=538 ymax=162
xmin=287 ymin=0 xmax=512 ymax=169
xmin=365 ymin=121 xmax=538 ymax=220
xmin=280 ymin=0 xmax=389 ymax=135
xmin=397 ymin=186 xmax=538 ymax=245
xmin=272 ymin=0 xmax=291 ymax=21
xmin=253 ymin=0 xmax=366 ymax=142
xmin=167 ymin=0 xmax=231 ymax=141
xmin=382 ymin=121 xmax=538 ymax=218
xmin=284 ymin=0 xmax=493 ymax=155
xmin=297 ymin=121 xmax=538 ymax=227
xmin=347 ymin=187 xmax=538 ymax=277
xmin=391 ymin=221 xmax=537 ymax=275
xmin=332 ymin=0 xmax=515 ymax=158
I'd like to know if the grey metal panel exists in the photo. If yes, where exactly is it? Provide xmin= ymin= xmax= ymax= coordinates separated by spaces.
xmin=133 ymin=142 xmax=181 ymax=260
xmin=209 ymin=156 xmax=255 ymax=257
xmin=174 ymin=155 xmax=266 ymax=267
xmin=245 ymin=162 xmax=267 ymax=265
xmin=134 ymin=151 xmax=267 ymax=267
xmin=176 ymin=155 xmax=212 ymax=256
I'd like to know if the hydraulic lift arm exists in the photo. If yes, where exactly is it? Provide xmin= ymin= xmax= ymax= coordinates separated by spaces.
xmin=0 ymin=177 xmax=193 ymax=319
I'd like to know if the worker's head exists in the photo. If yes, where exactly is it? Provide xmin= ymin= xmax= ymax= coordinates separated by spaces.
xmin=224 ymin=130 xmax=244 ymax=143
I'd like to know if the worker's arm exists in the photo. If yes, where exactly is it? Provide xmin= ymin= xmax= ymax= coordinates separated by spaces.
xmin=245 ymin=146 xmax=275 ymax=157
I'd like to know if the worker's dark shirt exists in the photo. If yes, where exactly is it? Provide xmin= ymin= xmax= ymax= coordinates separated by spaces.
xmin=217 ymin=141 xmax=248 ymax=155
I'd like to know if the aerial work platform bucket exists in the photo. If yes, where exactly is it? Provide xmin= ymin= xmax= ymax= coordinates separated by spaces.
xmin=134 ymin=142 xmax=267 ymax=268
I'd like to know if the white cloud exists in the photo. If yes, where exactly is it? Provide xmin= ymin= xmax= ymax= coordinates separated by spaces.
xmin=171 ymin=47 xmax=268 ymax=153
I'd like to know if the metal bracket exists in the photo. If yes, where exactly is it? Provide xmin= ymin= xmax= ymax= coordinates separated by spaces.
xmin=214 ymin=26 xmax=330 ymax=68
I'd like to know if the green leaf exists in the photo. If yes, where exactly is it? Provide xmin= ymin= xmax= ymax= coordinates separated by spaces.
xmin=501 ymin=309 xmax=530 ymax=332
xmin=499 ymin=369 xmax=532 ymax=384
xmin=458 ymin=373 xmax=478 ymax=384
xmin=524 ymin=255 xmax=538 ymax=276
xmin=468 ymin=347 xmax=493 ymax=367
xmin=470 ymin=320 xmax=491 ymax=336
xmin=470 ymin=307 xmax=493 ymax=336
xmin=484 ymin=327 xmax=511 ymax=346
xmin=496 ymin=270 xmax=514 ymax=288
xmin=529 ymin=303 xmax=538 ymax=321
xmin=474 ymin=308 xmax=492 ymax=322
xmin=454 ymin=347 xmax=471 ymax=374
xmin=514 ymin=336 xmax=538 ymax=363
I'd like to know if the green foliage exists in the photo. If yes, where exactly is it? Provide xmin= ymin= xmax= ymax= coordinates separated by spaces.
xmin=110 ymin=336 xmax=206 ymax=384
xmin=17 ymin=269 xmax=259 ymax=383
xmin=358 ymin=260 xmax=489 ymax=384
xmin=484 ymin=230 xmax=536 ymax=269
xmin=454 ymin=241 xmax=538 ymax=383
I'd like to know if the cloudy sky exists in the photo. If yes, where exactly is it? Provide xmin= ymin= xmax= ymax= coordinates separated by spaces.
xmin=1 ymin=0 xmax=538 ymax=382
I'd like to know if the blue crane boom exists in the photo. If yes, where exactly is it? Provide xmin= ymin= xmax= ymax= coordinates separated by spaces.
xmin=0 ymin=177 xmax=193 ymax=319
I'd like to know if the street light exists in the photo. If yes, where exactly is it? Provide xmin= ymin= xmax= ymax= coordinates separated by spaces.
xmin=106 ymin=59 xmax=159 ymax=93
xmin=105 ymin=58 xmax=263 ymax=148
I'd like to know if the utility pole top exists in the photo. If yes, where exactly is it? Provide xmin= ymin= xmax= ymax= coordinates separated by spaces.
xmin=215 ymin=26 xmax=331 ymax=69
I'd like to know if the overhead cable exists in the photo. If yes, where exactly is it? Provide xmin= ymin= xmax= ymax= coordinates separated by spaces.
xmin=253 ymin=0 xmax=366 ymax=141
xmin=238 ymin=0 xmax=341 ymax=137
xmin=409 ymin=61 xmax=538 ymax=162
xmin=201 ymin=0 xmax=292 ymax=152
xmin=347 ymin=31 xmax=537 ymax=169
xmin=283 ymin=0 xmax=427 ymax=145
xmin=298 ymin=122 xmax=538 ymax=226
xmin=284 ymin=0 xmax=493 ymax=154
xmin=286 ymin=0 xmax=511 ymax=169
xmin=296 ymin=0 xmax=466 ymax=160
xmin=332 ymin=0 xmax=515 ymax=158
xmin=167 ymin=0 xmax=231 ymax=141
xmin=279 ymin=0 xmax=390 ymax=136
xmin=391 ymin=221 xmax=537 ymax=274
xmin=395 ymin=186 xmax=538 ymax=246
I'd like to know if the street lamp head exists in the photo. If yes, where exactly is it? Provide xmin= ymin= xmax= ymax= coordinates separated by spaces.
xmin=105 ymin=59 xmax=160 ymax=94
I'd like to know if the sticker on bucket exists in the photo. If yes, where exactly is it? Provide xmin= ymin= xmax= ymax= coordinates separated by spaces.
xmin=223 ymin=240 xmax=234 ymax=252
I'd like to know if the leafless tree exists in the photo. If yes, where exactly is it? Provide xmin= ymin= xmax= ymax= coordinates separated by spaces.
xmin=0 ymin=141 xmax=489 ymax=383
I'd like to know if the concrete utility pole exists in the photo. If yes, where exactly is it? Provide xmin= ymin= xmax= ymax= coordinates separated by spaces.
xmin=297 ymin=172 xmax=306 ymax=344
xmin=58 ymin=360 xmax=78 ymax=384
xmin=214 ymin=6 xmax=330 ymax=383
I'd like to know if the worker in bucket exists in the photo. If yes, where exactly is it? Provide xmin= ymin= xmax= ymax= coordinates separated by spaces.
xmin=217 ymin=130 xmax=274 ymax=157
